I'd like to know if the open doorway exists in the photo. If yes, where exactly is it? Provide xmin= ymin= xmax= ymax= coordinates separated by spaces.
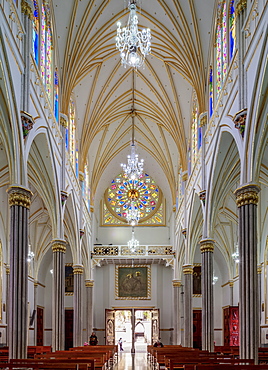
xmin=113 ymin=309 xmax=155 ymax=352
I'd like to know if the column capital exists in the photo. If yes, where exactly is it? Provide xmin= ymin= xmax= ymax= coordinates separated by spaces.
xmin=182 ymin=265 xmax=193 ymax=275
xmin=234 ymin=183 xmax=260 ymax=207
xmin=173 ymin=280 xmax=182 ymax=287
xmin=200 ymin=239 xmax=215 ymax=253
xmin=51 ymin=239 xmax=67 ymax=253
xmin=73 ymin=265 xmax=84 ymax=274
xmin=60 ymin=113 xmax=68 ymax=128
xmin=85 ymin=280 xmax=94 ymax=287
xmin=79 ymin=172 xmax=85 ymax=182
xmin=7 ymin=186 xmax=33 ymax=209
xmin=235 ymin=0 xmax=247 ymax=16
xmin=229 ymin=281 xmax=234 ymax=287
xmin=257 ymin=265 xmax=262 ymax=274
xmin=6 ymin=266 xmax=10 ymax=275
xmin=21 ymin=0 xmax=33 ymax=19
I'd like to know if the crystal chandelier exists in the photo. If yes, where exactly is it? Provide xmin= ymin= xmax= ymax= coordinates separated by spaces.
xmin=126 ymin=201 xmax=140 ymax=226
xmin=116 ymin=0 xmax=151 ymax=68
xmin=128 ymin=227 xmax=139 ymax=252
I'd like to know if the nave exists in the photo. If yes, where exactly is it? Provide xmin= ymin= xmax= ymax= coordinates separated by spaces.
xmin=114 ymin=353 xmax=150 ymax=370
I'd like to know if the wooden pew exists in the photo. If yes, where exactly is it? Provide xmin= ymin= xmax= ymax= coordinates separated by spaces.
xmin=165 ymin=357 xmax=254 ymax=370
xmin=10 ymin=358 xmax=95 ymax=370
xmin=0 ymin=363 xmax=91 ymax=369
xmin=194 ymin=365 xmax=268 ymax=370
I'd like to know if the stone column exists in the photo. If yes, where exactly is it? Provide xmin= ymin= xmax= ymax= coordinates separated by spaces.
xmin=34 ymin=281 xmax=38 ymax=344
xmin=229 ymin=281 xmax=234 ymax=306
xmin=7 ymin=186 xmax=32 ymax=359
xmin=234 ymin=183 xmax=260 ymax=363
xmin=200 ymin=239 xmax=214 ymax=352
xmin=85 ymin=280 xmax=94 ymax=341
xmin=5 ymin=266 xmax=10 ymax=344
xmin=73 ymin=265 xmax=84 ymax=347
xmin=183 ymin=265 xmax=193 ymax=347
xmin=258 ymin=266 xmax=262 ymax=346
xmin=173 ymin=280 xmax=182 ymax=345
xmin=51 ymin=239 xmax=66 ymax=351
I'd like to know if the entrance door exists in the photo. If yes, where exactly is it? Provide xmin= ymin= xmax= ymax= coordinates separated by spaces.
xmin=105 ymin=309 xmax=115 ymax=345
xmin=36 ymin=307 xmax=44 ymax=346
xmin=65 ymin=309 xmax=73 ymax=350
xmin=151 ymin=309 xmax=160 ymax=344
xmin=193 ymin=310 xmax=202 ymax=349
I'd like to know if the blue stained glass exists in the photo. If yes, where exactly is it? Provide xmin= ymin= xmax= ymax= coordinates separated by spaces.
xmin=111 ymin=180 xmax=115 ymax=183
xmin=33 ymin=33 xmax=39 ymax=65
xmin=197 ymin=125 xmax=202 ymax=149
xmin=209 ymin=67 xmax=213 ymax=118
xmin=65 ymin=127 xmax=69 ymax=150
xmin=155 ymin=189 xmax=159 ymax=192
xmin=229 ymin=0 xmax=235 ymax=60
xmin=152 ymin=207 xmax=155 ymax=210
xmin=117 ymin=196 xmax=122 ymax=199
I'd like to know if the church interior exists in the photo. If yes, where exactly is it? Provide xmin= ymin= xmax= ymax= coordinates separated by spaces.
xmin=0 ymin=0 xmax=267 ymax=367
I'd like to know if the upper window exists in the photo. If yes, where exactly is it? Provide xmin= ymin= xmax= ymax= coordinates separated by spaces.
xmin=191 ymin=90 xmax=200 ymax=164
xmin=40 ymin=1 xmax=52 ymax=98
xmin=68 ymin=98 xmax=78 ymax=176
xmin=84 ymin=162 xmax=90 ymax=210
xmin=32 ymin=0 xmax=39 ymax=65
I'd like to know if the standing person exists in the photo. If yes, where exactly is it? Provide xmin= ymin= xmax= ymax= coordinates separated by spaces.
xmin=118 ymin=337 xmax=124 ymax=351
xmin=89 ymin=332 xmax=98 ymax=345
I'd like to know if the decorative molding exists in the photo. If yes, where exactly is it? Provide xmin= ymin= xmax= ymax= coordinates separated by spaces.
xmin=233 ymin=108 xmax=247 ymax=137
xmin=21 ymin=111 xmax=34 ymax=139
xmin=199 ymin=112 xmax=207 ymax=127
xmin=73 ymin=265 xmax=84 ymax=275
xmin=229 ymin=281 xmax=234 ymax=287
xmin=79 ymin=173 xmax=85 ymax=182
xmin=93 ymin=246 xmax=119 ymax=255
xmin=235 ymin=0 xmax=247 ymax=16
xmin=182 ymin=228 xmax=187 ymax=237
xmin=234 ymin=183 xmax=260 ymax=207
xmin=7 ymin=186 xmax=33 ymax=209
xmin=200 ymin=239 xmax=215 ymax=253
xmin=199 ymin=190 xmax=206 ymax=205
xmin=182 ymin=172 xmax=188 ymax=182
xmin=60 ymin=190 xmax=68 ymax=206
xmin=193 ymin=294 xmax=202 ymax=298
xmin=85 ymin=280 xmax=94 ymax=287
xmin=21 ymin=0 xmax=33 ymax=19
xmin=79 ymin=229 xmax=85 ymax=239
xmin=182 ymin=265 xmax=193 ymax=275
xmin=148 ymin=246 xmax=174 ymax=255
xmin=173 ymin=280 xmax=182 ymax=287
xmin=257 ymin=265 xmax=262 ymax=274
xmin=60 ymin=114 xmax=68 ymax=128
xmin=51 ymin=240 xmax=66 ymax=253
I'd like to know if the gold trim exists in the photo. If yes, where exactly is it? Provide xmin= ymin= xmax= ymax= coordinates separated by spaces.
xmin=182 ymin=265 xmax=193 ymax=275
xmin=79 ymin=173 xmax=85 ymax=182
xmin=229 ymin=281 xmax=234 ymax=287
xmin=200 ymin=239 xmax=215 ymax=253
xmin=193 ymin=294 xmax=202 ymax=297
xmin=73 ymin=266 xmax=84 ymax=275
xmin=182 ymin=172 xmax=188 ymax=182
xmin=235 ymin=0 xmax=247 ymax=16
xmin=234 ymin=184 xmax=260 ymax=207
xmin=60 ymin=116 xmax=68 ymax=128
xmin=21 ymin=0 xmax=33 ymax=19
xmin=199 ymin=112 xmax=207 ymax=127
xmin=258 ymin=266 xmax=262 ymax=274
xmin=172 ymin=280 xmax=182 ymax=287
xmin=6 ymin=268 xmax=10 ymax=275
xmin=7 ymin=186 xmax=33 ymax=209
xmin=85 ymin=280 xmax=94 ymax=287
xmin=51 ymin=240 xmax=66 ymax=253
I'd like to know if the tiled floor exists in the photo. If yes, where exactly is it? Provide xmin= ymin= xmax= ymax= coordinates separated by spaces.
xmin=114 ymin=352 xmax=150 ymax=370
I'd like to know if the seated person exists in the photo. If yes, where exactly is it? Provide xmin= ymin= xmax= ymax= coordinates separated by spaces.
xmin=89 ymin=331 xmax=98 ymax=345
xmin=153 ymin=339 xmax=163 ymax=347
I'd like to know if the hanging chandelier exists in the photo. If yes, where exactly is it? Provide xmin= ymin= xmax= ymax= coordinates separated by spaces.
xmin=115 ymin=0 xmax=151 ymax=68
xmin=126 ymin=201 xmax=141 ymax=226
xmin=121 ymin=71 xmax=144 ymax=180
xmin=127 ymin=227 xmax=140 ymax=252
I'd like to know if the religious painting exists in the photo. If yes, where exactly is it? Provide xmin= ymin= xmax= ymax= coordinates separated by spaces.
xmin=193 ymin=265 xmax=201 ymax=295
xmin=115 ymin=265 xmax=151 ymax=300
xmin=65 ymin=264 xmax=74 ymax=295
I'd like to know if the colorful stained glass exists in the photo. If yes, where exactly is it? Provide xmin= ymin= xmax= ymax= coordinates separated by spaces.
xmin=40 ymin=1 xmax=52 ymax=98
xmin=209 ymin=66 xmax=213 ymax=118
xmin=84 ymin=163 xmax=90 ymax=210
xmin=216 ymin=1 xmax=227 ymax=98
xmin=229 ymin=0 xmax=236 ymax=60
xmin=54 ymin=69 xmax=59 ymax=121
xmin=104 ymin=173 xmax=164 ymax=225
xmin=191 ymin=90 xmax=199 ymax=163
xmin=32 ymin=0 xmax=39 ymax=65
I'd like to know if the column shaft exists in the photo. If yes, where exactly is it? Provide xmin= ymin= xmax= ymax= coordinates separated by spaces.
xmin=52 ymin=240 xmax=66 ymax=351
xmin=73 ymin=266 xmax=84 ymax=347
xmin=173 ymin=280 xmax=182 ymax=345
xmin=200 ymin=239 xmax=214 ymax=352
xmin=7 ymin=186 xmax=32 ymax=359
xmin=235 ymin=184 xmax=260 ymax=363
xmin=85 ymin=280 xmax=94 ymax=341
xmin=183 ymin=265 xmax=193 ymax=347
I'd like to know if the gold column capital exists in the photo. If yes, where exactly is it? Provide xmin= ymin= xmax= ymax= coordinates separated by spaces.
xmin=6 ymin=267 xmax=10 ymax=275
xmin=182 ymin=171 xmax=188 ymax=182
xmin=21 ymin=0 xmax=33 ymax=19
xmin=199 ymin=112 xmax=207 ymax=127
xmin=7 ymin=186 xmax=33 ymax=209
xmin=257 ymin=265 xmax=262 ymax=274
xmin=85 ymin=280 xmax=94 ymax=287
xmin=60 ymin=114 xmax=68 ymax=128
xmin=234 ymin=183 xmax=260 ymax=207
xmin=51 ymin=239 xmax=67 ymax=253
xmin=200 ymin=239 xmax=215 ymax=253
xmin=235 ymin=0 xmax=247 ymax=16
xmin=73 ymin=265 xmax=84 ymax=274
xmin=79 ymin=173 xmax=85 ymax=182
xmin=229 ymin=281 xmax=234 ymax=287
xmin=173 ymin=280 xmax=182 ymax=287
xmin=182 ymin=265 xmax=193 ymax=275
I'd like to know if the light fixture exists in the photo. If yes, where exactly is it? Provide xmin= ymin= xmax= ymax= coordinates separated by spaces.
xmin=126 ymin=201 xmax=141 ymax=226
xmin=232 ymin=243 xmax=239 ymax=263
xmin=213 ymin=274 xmax=218 ymax=285
xmin=121 ymin=71 xmax=144 ymax=180
xmin=116 ymin=0 xmax=151 ymax=68
xmin=27 ymin=244 xmax=34 ymax=262
xmin=50 ymin=269 xmax=53 ymax=274
xmin=127 ymin=227 xmax=139 ymax=252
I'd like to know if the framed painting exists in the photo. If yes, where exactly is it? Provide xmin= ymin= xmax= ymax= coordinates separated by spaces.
xmin=115 ymin=265 xmax=151 ymax=300
xmin=65 ymin=264 xmax=74 ymax=295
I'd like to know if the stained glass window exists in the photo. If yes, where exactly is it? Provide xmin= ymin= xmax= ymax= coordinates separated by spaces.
xmin=229 ymin=0 xmax=236 ymax=60
xmin=32 ymin=0 xmax=39 ymax=65
xmin=69 ymin=98 xmax=76 ymax=171
xmin=216 ymin=1 xmax=227 ymax=98
xmin=40 ymin=1 xmax=52 ymax=98
xmin=191 ymin=90 xmax=199 ymax=163
xmin=103 ymin=173 xmax=164 ymax=226
xmin=54 ymin=69 xmax=59 ymax=122
xmin=84 ymin=162 xmax=90 ymax=210
xmin=209 ymin=66 xmax=213 ymax=118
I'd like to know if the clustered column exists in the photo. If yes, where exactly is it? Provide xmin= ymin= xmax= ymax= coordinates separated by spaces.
xmin=183 ymin=265 xmax=193 ymax=347
xmin=235 ymin=184 xmax=260 ymax=363
xmin=7 ymin=186 xmax=32 ymax=359
xmin=173 ymin=280 xmax=182 ymax=345
xmin=51 ymin=239 xmax=66 ymax=351
xmin=73 ymin=265 xmax=84 ymax=347
xmin=85 ymin=280 xmax=94 ymax=341
xmin=200 ymin=239 xmax=214 ymax=352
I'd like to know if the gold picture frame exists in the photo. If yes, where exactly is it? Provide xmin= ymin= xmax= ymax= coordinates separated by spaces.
xmin=115 ymin=265 xmax=151 ymax=300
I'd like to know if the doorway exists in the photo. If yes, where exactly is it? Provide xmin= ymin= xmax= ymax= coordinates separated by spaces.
xmin=106 ymin=308 xmax=159 ymax=352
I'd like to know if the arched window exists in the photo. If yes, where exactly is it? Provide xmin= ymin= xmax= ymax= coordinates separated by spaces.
xmin=40 ymin=1 xmax=52 ymax=98
xmin=84 ymin=162 xmax=90 ymax=210
xmin=191 ymin=90 xmax=199 ymax=164
xmin=32 ymin=0 xmax=39 ymax=65
xmin=229 ymin=0 xmax=236 ymax=60
xmin=209 ymin=66 xmax=213 ymax=118
xmin=216 ymin=1 xmax=227 ymax=98
xmin=54 ymin=68 xmax=59 ymax=122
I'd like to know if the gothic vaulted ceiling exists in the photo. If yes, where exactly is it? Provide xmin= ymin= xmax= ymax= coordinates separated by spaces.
xmin=53 ymin=0 xmax=217 ymax=211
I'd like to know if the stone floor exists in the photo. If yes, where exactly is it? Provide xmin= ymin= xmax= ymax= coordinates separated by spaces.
xmin=114 ymin=352 xmax=150 ymax=370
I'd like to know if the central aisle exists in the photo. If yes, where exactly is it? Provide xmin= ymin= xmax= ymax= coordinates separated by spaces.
xmin=114 ymin=352 xmax=150 ymax=370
